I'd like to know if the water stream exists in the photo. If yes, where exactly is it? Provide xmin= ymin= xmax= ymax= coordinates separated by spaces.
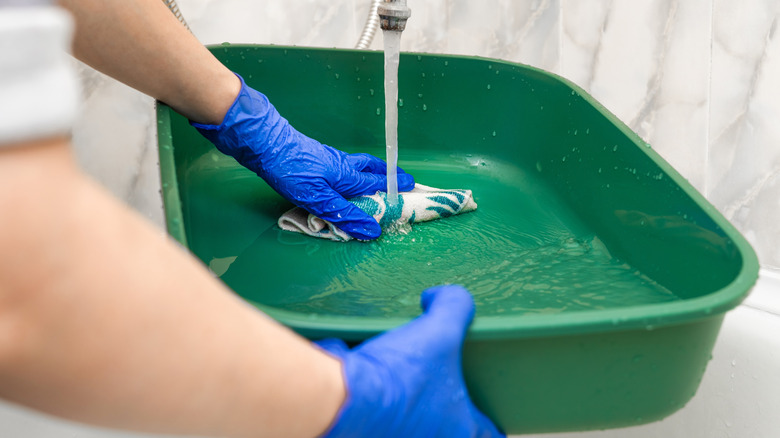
xmin=383 ymin=30 xmax=402 ymax=205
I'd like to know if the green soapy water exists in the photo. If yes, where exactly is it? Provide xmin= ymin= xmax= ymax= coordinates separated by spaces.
xmin=182 ymin=149 xmax=680 ymax=319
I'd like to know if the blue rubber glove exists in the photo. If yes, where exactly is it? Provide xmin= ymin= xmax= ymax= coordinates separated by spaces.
xmin=191 ymin=74 xmax=415 ymax=240
xmin=315 ymin=285 xmax=505 ymax=438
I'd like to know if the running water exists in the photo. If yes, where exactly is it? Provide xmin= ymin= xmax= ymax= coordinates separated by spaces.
xmin=383 ymin=30 xmax=402 ymax=206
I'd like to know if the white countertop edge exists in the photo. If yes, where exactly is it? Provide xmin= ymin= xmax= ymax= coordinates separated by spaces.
xmin=741 ymin=268 xmax=780 ymax=316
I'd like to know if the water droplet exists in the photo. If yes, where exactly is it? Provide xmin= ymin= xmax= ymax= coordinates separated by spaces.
xmin=417 ymin=93 xmax=423 ymax=98
xmin=417 ymin=55 xmax=422 ymax=61
xmin=731 ymin=359 xmax=737 ymax=366
xmin=398 ymin=98 xmax=404 ymax=107
xmin=421 ymin=72 xmax=426 ymax=78
xmin=221 ymin=42 xmax=230 ymax=46
xmin=422 ymin=104 xmax=428 ymax=111
xmin=492 ymin=131 xmax=497 ymax=137
xmin=376 ymin=108 xmax=381 ymax=115
xmin=540 ymin=105 xmax=544 ymax=110
xmin=571 ymin=90 xmax=576 ymax=95
xmin=487 ymin=84 xmax=492 ymax=90
xmin=257 ymin=59 xmax=263 ymax=63
xmin=598 ymin=168 xmax=602 ymax=173
xmin=370 ymin=89 xmax=375 ymax=96
xmin=562 ymin=156 xmax=567 ymax=162
xmin=444 ymin=60 xmax=449 ymax=66
xmin=488 ymin=64 xmax=493 ymax=69
xmin=327 ymin=64 xmax=332 ymax=70
xmin=496 ymin=70 xmax=500 ymax=74
xmin=574 ymin=129 xmax=578 ymax=135
xmin=536 ymin=161 xmax=543 ymax=172
xmin=334 ymin=73 xmax=340 ymax=79
xmin=613 ymin=145 xmax=618 ymax=152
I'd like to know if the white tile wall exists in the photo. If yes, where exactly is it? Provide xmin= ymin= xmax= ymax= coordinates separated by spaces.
xmin=708 ymin=0 xmax=780 ymax=268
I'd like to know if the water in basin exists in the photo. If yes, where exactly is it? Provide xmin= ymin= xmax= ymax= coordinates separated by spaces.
xmin=182 ymin=147 xmax=680 ymax=318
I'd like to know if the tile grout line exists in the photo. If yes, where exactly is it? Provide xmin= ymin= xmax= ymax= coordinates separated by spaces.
xmin=705 ymin=0 xmax=714 ymax=198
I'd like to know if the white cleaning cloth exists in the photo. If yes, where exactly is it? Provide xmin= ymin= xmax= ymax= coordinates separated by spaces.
xmin=278 ymin=184 xmax=478 ymax=241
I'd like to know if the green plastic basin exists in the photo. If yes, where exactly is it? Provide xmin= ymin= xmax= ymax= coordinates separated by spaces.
xmin=156 ymin=45 xmax=758 ymax=434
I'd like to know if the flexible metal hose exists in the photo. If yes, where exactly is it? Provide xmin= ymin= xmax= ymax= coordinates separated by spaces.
xmin=162 ymin=0 xmax=191 ymax=32
xmin=355 ymin=0 xmax=382 ymax=49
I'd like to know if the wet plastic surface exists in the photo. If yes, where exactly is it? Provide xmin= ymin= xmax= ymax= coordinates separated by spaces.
xmin=157 ymin=45 xmax=758 ymax=433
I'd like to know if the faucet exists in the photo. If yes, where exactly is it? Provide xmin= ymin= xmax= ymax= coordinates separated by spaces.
xmin=377 ymin=0 xmax=411 ymax=32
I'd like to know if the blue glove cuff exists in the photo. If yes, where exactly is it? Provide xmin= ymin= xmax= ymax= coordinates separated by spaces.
xmin=320 ymin=352 xmax=391 ymax=437
xmin=190 ymin=73 xmax=292 ymax=176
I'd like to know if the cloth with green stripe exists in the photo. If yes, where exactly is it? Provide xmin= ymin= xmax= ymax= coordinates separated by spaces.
xmin=277 ymin=184 xmax=478 ymax=241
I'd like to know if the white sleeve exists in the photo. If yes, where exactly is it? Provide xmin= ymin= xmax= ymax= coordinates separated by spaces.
xmin=0 ymin=6 xmax=80 ymax=146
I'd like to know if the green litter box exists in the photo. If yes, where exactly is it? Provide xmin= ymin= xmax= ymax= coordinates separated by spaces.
xmin=156 ymin=45 xmax=759 ymax=434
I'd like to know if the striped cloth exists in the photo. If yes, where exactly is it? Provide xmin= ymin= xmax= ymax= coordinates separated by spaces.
xmin=278 ymin=184 xmax=478 ymax=241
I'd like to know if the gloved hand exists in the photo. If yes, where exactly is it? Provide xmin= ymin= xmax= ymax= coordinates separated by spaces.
xmin=315 ymin=285 xmax=505 ymax=438
xmin=191 ymin=74 xmax=415 ymax=240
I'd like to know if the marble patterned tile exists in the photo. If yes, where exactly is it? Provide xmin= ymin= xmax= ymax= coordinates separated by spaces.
xmin=393 ymin=0 xmax=450 ymax=54
xmin=561 ymin=0 xmax=711 ymax=193
xmin=181 ymin=0 xmax=358 ymax=48
xmin=71 ymin=62 xmax=164 ymax=228
xmin=445 ymin=0 xmax=560 ymax=71
xmin=708 ymin=0 xmax=780 ymax=268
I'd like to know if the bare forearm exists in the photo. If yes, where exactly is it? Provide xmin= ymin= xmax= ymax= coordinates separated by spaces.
xmin=0 ymin=140 xmax=344 ymax=438
xmin=58 ymin=0 xmax=239 ymax=124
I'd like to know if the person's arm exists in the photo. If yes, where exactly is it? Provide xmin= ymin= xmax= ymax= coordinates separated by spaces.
xmin=59 ymin=0 xmax=238 ymax=125
xmin=0 ymin=139 xmax=502 ymax=438
xmin=58 ymin=0 xmax=415 ymax=240
xmin=0 ymin=137 xmax=345 ymax=438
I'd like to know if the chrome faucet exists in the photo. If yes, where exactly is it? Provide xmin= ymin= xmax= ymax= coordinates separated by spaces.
xmin=377 ymin=0 xmax=411 ymax=32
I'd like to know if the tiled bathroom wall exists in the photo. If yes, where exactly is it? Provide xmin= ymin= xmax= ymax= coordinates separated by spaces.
xmin=72 ymin=0 xmax=780 ymax=269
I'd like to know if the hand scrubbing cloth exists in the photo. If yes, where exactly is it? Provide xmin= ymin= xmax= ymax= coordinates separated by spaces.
xmin=278 ymin=184 xmax=478 ymax=241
